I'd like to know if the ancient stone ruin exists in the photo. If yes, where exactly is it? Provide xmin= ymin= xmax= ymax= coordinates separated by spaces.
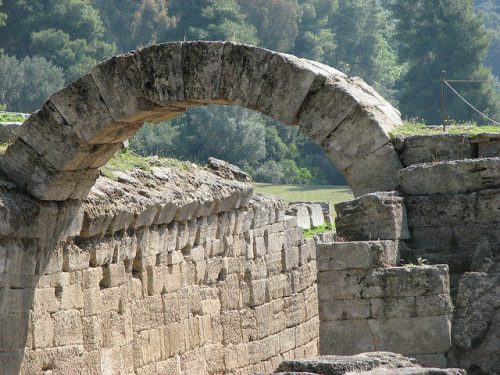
xmin=0 ymin=42 xmax=498 ymax=375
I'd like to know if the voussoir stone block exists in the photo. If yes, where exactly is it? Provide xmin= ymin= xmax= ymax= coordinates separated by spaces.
xmin=322 ymin=106 xmax=400 ymax=172
xmin=0 ymin=140 xmax=99 ymax=201
xmin=182 ymin=41 xmax=227 ymax=103
xmin=344 ymin=143 xmax=403 ymax=196
xmin=335 ymin=192 xmax=409 ymax=241
xmin=135 ymin=42 xmax=185 ymax=106
xmin=255 ymin=53 xmax=340 ymax=125
xmin=220 ymin=43 xmax=274 ymax=107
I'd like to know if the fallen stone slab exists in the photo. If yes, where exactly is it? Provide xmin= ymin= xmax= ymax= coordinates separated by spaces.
xmin=398 ymin=157 xmax=500 ymax=195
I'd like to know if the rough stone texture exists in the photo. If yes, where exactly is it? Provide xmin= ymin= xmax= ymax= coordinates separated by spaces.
xmin=317 ymin=254 xmax=453 ymax=364
xmin=399 ymin=157 xmax=500 ymax=195
xmin=316 ymin=241 xmax=400 ymax=272
xmin=478 ymin=139 xmax=500 ymax=157
xmin=0 ymin=165 xmax=319 ymax=375
xmin=276 ymin=352 xmax=465 ymax=375
xmin=399 ymin=134 xmax=475 ymax=167
xmin=207 ymin=157 xmax=251 ymax=182
xmin=335 ymin=192 xmax=409 ymax=241
xmin=0 ymin=41 xmax=403 ymax=201
xmin=404 ymin=189 xmax=500 ymax=280
xmin=0 ymin=123 xmax=20 ymax=143
xmin=450 ymin=272 xmax=500 ymax=374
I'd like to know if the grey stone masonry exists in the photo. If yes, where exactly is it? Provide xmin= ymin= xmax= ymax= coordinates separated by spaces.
xmin=275 ymin=352 xmax=465 ymax=375
xmin=0 ymin=162 xmax=320 ymax=375
xmin=317 ymin=236 xmax=452 ymax=367
xmin=399 ymin=157 xmax=500 ymax=195
xmin=397 ymin=134 xmax=475 ymax=167
xmin=335 ymin=192 xmax=410 ymax=241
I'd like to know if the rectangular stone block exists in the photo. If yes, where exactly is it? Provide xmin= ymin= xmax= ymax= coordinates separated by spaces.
xmin=53 ymin=309 xmax=83 ymax=346
xmin=319 ymin=298 xmax=371 ymax=321
xmin=367 ymin=315 xmax=451 ymax=355
xmin=317 ymin=241 xmax=399 ymax=271
xmin=360 ymin=265 xmax=450 ymax=298
xmin=370 ymin=296 xmax=416 ymax=319
xmin=318 ymin=270 xmax=363 ymax=300
xmin=320 ymin=320 xmax=375 ymax=355
xmin=401 ymin=134 xmax=475 ymax=166
xmin=335 ymin=192 xmax=409 ymax=241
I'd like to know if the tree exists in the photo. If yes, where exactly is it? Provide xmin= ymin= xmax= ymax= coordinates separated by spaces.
xmin=391 ymin=0 xmax=499 ymax=123
xmin=237 ymin=0 xmax=301 ymax=52
xmin=293 ymin=0 xmax=337 ymax=62
xmin=328 ymin=0 xmax=402 ymax=99
xmin=475 ymin=0 xmax=500 ymax=78
xmin=0 ymin=0 xmax=115 ymax=81
xmin=168 ymin=0 xmax=258 ymax=44
xmin=0 ymin=54 xmax=65 ymax=112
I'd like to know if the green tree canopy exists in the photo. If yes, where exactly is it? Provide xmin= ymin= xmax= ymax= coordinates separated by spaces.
xmin=392 ymin=0 xmax=499 ymax=123
xmin=237 ymin=0 xmax=301 ymax=52
xmin=0 ymin=54 xmax=65 ymax=112
xmin=0 ymin=0 xmax=115 ymax=81
xmin=168 ymin=0 xmax=258 ymax=44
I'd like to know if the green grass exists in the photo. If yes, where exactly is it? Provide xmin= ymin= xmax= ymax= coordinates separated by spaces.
xmin=253 ymin=183 xmax=353 ymax=209
xmin=390 ymin=121 xmax=500 ymax=138
xmin=100 ymin=149 xmax=194 ymax=179
xmin=0 ymin=114 xmax=26 ymax=122
xmin=303 ymin=223 xmax=335 ymax=238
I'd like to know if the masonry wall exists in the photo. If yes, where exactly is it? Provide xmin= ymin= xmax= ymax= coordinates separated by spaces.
xmin=0 ymin=166 xmax=319 ymax=375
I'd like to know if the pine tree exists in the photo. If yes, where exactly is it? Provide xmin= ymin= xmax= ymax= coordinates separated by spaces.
xmin=0 ymin=0 xmax=116 ymax=81
xmin=392 ymin=0 xmax=499 ymax=123
xmin=168 ymin=0 xmax=258 ymax=44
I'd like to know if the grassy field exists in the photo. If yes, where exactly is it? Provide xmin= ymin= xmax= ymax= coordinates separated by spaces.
xmin=253 ymin=182 xmax=353 ymax=208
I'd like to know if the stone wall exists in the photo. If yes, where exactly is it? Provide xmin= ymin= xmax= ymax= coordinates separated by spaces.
xmin=0 ymin=165 xmax=319 ymax=375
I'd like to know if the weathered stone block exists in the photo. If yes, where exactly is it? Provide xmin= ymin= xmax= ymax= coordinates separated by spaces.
xmin=323 ymin=106 xmax=398 ymax=172
xmin=335 ymin=192 xmax=409 ymax=240
xmin=361 ymin=265 xmax=450 ymax=298
xmin=370 ymin=296 xmax=416 ymax=319
xmin=318 ymin=270 xmax=363 ymax=300
xmin=182 ymin=41 xmax=226 ymax=103
xmin=367 ymin=316 xmax=452 ymax=355
xmin=316 ymin=241 xmax=399 ymax=271
xmin=135 ymin=42 xmax=185 ymax=106
xmin=399 ymin=157 xmax=500 ymax=195
xmin=344 ymin=143 xmax=403 ymax=196
xmin=319 ymin=298 xmax=371 ymax=321
xmin=478 ymin=139 xmax=500 ymax=157
xmin=320 ymin=320 xmax=376 ymax=354
xmin=255 ymin=53 xmax=329 ymax=125
xmin=400 ymin=134 xmax=474 ymax=166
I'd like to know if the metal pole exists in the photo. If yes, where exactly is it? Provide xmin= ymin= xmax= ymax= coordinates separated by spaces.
xmin=441 ymin=70 xmax=446 ymax=131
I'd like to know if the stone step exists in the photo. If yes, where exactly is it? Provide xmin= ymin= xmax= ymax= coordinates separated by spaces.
xmin=393 ymin=133 xmax=500 ymax=167
xmin=398 ymin=157 xmax=500 ymax=195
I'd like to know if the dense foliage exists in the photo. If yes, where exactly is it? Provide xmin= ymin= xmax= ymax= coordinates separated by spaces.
xmin=0 ymin=0 xmax=498 ymax=184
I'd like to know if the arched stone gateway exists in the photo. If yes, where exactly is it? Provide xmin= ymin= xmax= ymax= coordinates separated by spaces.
xmin=0 ymin=41 xmax=403 ymax=201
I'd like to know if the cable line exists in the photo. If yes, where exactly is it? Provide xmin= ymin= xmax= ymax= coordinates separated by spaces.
xmin=444 ymin=81 xmax=500 ymax=125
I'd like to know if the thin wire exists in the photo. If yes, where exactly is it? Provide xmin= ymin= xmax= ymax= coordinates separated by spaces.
xmin=444 ymin=81 xmax=500 ymax=125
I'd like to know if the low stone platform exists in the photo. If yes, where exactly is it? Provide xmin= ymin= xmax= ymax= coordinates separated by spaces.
xmin=270 ymin=352 xmax=465 ymax=374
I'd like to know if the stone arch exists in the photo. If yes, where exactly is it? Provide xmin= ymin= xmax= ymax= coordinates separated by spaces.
xmin=0 ymin=41 xmax=403 ymax=201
